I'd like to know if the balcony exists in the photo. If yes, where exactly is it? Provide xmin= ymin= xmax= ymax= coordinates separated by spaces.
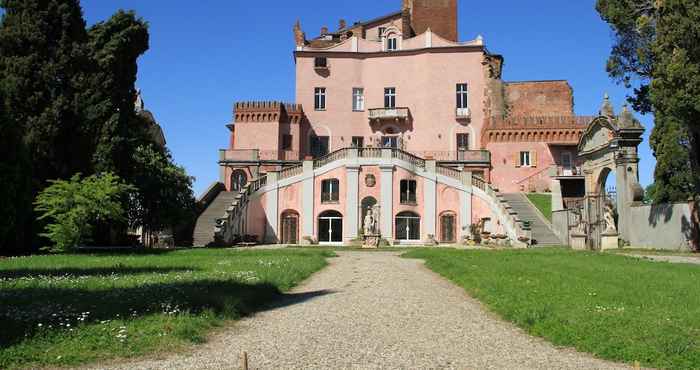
xmin=456 ymin=107 xmax=471 ymax=121
xmin=368 ymin=107 xmax=410 ymax=123
xmin=220 ymin=149 xmax=301 ymax=163
xmin=553 ymin=165 xmax=584 ymax=178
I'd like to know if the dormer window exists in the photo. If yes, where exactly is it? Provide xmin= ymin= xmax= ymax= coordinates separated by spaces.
xmin=387 ymin=37 xmax=398 ymax=51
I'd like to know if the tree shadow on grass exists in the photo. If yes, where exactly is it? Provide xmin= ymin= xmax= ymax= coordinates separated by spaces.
xmin=0 ymin=266 xmax=200 ymax=280
xmin=0 ymin=279 xmax=334 ymax=348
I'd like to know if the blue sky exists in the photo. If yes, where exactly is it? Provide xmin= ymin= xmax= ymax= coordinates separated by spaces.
xmin=80 ymin=1 xmax=655 ymax=195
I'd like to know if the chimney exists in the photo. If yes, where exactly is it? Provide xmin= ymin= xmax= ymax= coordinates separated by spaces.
xmin=320 ymin=26 xmax=329 ymax=35
xmin=339 ymin=19 xmax=347 ymax=30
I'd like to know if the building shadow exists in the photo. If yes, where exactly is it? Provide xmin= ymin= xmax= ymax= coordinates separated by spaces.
xmin=0 ymin=266 xmax=199 ymax=280
xmin=0 ymin=279 xmax=330 ymax=348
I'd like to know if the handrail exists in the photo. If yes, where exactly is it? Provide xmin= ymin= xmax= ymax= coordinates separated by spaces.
xmin=393 ymin=148 xmax=425 ymax=168
xmin=515 ymin=166 xmax=552 ymax=185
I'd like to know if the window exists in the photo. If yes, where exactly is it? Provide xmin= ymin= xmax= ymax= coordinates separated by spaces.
xmin=310 ymin=136 xmax=329 ymax=158
xmin=314 ymin=87 xmax=326 ymax=110
xmin=378 ymin=27 xmax=386 ymax=39
xmin=400 ymin=179 xmax=417 ymax=204
xmin=281 ymin=134 xmax=293 ymax=150
xmin=384 ymin=87 xmax=396 ymax=109
xmin=456 ymin=83 xmax=468 ymax=109
xmin=395 ymin=212 xmax=420 ymax=241
xmin=314 ymin=57 xmax=328 ymax=68
xmin=520 ymin=151 xmax=531 ymax=167
xmin=318 ymin=210 xmax=343 ymax=243
xmin=230 ymin=170 xmax=247 ymax=192
xmin=387 ymin=37 xmax=398 ymax=51
xmin=382 ymin=136 xmax=399 ymax=149
xmin=352 ymin=88 xmax=365 ymax=111
xmin=456 ymin=134 xmax=470 ymax=150
xmin=351 ymin=136 xmax=364 ymax=148
xmin=321 ymin=179 xmax=340 ymax=203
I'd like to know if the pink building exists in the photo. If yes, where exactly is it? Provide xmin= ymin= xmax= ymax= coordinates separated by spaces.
xmin=194 ymin=0 xmax=589 ymax=247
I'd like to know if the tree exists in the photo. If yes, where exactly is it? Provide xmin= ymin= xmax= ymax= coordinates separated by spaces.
xmin=643 ymin=183 xmax=657 ymax=204
xmin=34 ymin=173 xmax=134 ymax=252
xmin=82 ymin=11 xmax=150 ymax=178
xmin=0 ymin=0 xmax=92 ymax=252
xmin=597 ymin=0 xmax=700 ymax=202
xmin=128 ymin=145 xmax=196 ymax=247
xmin=0 ymin=89 xmax=31 ymax=255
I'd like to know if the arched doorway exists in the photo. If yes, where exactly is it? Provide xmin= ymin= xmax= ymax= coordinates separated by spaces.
xmin=230 ymin=170 xmax=248 ymax=192
xmin=440 ymin=212 xmax=456 ymax=243
xmin=280 ymin=210 xmax=299 ymax=245
xmin=318 ymin=210 xmax=343 ymax=244
xmin=395 ymin=211 xmax=421 ymax=241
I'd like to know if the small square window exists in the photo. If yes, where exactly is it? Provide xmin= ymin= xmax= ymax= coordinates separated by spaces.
xmin=520 ymin=151 xmax=531 ymax=167
xmin=378 ymin=27 xmax=386 ymax=38
xmin=314 ymin=57 xmax=328 ymax=68
xmin=351 ymin=136 xmax=364 ymax=148
xmin=387 ymin=38 xmax=398 ymax=51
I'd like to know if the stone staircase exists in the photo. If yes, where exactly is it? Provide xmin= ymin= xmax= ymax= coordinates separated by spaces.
xmin=501 ymin=193 xmax=561 ymax=246
xmin=193 ymin=191 xmax=237 ymax=247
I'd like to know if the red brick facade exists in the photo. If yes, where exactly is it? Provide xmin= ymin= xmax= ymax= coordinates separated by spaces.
xmin=404 ymin=0 xmax=459 ymax=42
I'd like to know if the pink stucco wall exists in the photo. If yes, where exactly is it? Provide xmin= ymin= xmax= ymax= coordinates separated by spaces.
xmin=295 ymin=48 xmax=485 ymax=154
xmin=487 ymin=142 xmax=578 ymax=193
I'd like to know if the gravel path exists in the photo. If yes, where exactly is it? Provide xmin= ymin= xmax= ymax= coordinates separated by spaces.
xmin=630 ymin=253 xmax=700 ymax=265
xmin=95 ymin=251 xmax=632 ymax=370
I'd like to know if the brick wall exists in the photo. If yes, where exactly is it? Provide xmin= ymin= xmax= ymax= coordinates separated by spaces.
xmin=505 ymin=81 xmax=574 ymax=117
xmin=408 ymin=0 xmax=458 ymax=42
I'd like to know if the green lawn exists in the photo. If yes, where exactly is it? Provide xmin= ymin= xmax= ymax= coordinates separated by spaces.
xmin=526 ymin=193 xmax=552 ymax=222
xmin=404 ymin=248 xmax=700 ymax=370
xmin=0 ymin=248 xmax=333 ymax=369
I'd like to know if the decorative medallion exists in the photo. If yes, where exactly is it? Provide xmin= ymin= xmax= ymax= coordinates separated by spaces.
xmin=365 ymin=174 xmax=376 ymax=187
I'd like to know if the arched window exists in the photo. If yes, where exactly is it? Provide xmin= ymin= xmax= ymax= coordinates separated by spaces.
xmin=318 ymin=210 xmax=343 ymax=243
xmin=395 ymin=211 xmax=420 ymax=241
xmin=321 ymin=179 xmax=340 ymax=203
xmin=231 ymin=170 xmax=248 ymax=192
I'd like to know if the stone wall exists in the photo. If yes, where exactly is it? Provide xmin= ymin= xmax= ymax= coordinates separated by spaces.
xmin=627 ymin=203 xmax=695 ymax=251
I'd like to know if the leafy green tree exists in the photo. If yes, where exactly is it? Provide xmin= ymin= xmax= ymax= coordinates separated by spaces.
xmin=129 ymin=145 xmax=196 ymax=247
xmin=34 ymin=173 xmax=134 ymax=252
xmin=597 ymin=0 xmax=700 ymax=202
xmin=643 ymin=183 xmax=657 ymax=204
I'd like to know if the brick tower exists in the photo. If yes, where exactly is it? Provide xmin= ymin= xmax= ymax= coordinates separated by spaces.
xmin=403 ymin=0 xmax=459 ymax=42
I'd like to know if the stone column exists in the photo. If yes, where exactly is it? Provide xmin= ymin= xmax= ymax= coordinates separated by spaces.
xmin=424 ymin=160 xmax=437 ymax=239
xmin=380 ymin=164 xmax=394 ymax=242
xmin=302 ymin=160 xmax=315 ymax=241
xmin=459 ymin=171 xmax=473 ymax=240
xmin=551 ymin=178 xmax=564 ymax=212
xmin=265 ymin=172 xmax=279 ymax=244
xmin=345 ymin=149 xmax=360 ymax=242
xmin=219 ymin=150 xmax=227 ymax=185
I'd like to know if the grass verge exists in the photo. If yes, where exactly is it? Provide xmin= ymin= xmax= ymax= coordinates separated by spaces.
xmin=404 ymin=248 xmax=700 ymax=369
xmin=526 ymin=193 xmax=552 ymax=222
xmin=0 ymin=248 xmax=333 ymax=369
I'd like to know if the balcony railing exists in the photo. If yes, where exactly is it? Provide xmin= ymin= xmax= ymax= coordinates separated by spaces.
xmin=221 ymin=149 xmax=301 ymax=162
xmin=413 ymin=150 xmax=491 ymax=163
xmin=554 ymin=165 xmax=583 ymax=177
xmin=456 ymin=107 xmax=471 ymax=120
xmin=368 ymin=107 xmax=410 ymax=121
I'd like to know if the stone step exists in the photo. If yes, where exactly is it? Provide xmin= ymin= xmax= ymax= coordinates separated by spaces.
xmin=193 ymin=191 xmax=237 ymax=247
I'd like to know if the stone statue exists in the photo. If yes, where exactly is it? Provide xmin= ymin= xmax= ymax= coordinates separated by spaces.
xmin=604 ymin=201 xmax=617 ymax=234
xmin=372 ymin=205 xmax=380 ymax=234
xmin=363 ymin=207 xmax=376 ymax=236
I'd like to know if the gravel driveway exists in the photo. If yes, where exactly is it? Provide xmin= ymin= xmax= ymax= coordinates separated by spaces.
xmin=95 ymin=251 xmax=632 ymax=370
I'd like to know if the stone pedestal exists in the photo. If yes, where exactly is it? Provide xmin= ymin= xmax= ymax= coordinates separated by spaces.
xmin=362 ymin=234 xmax=380 ymax=249
xmin=570 ymin=233 xmax=587 ymax=251
xmin=600 ymin=232 xmax=619 ymax=251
